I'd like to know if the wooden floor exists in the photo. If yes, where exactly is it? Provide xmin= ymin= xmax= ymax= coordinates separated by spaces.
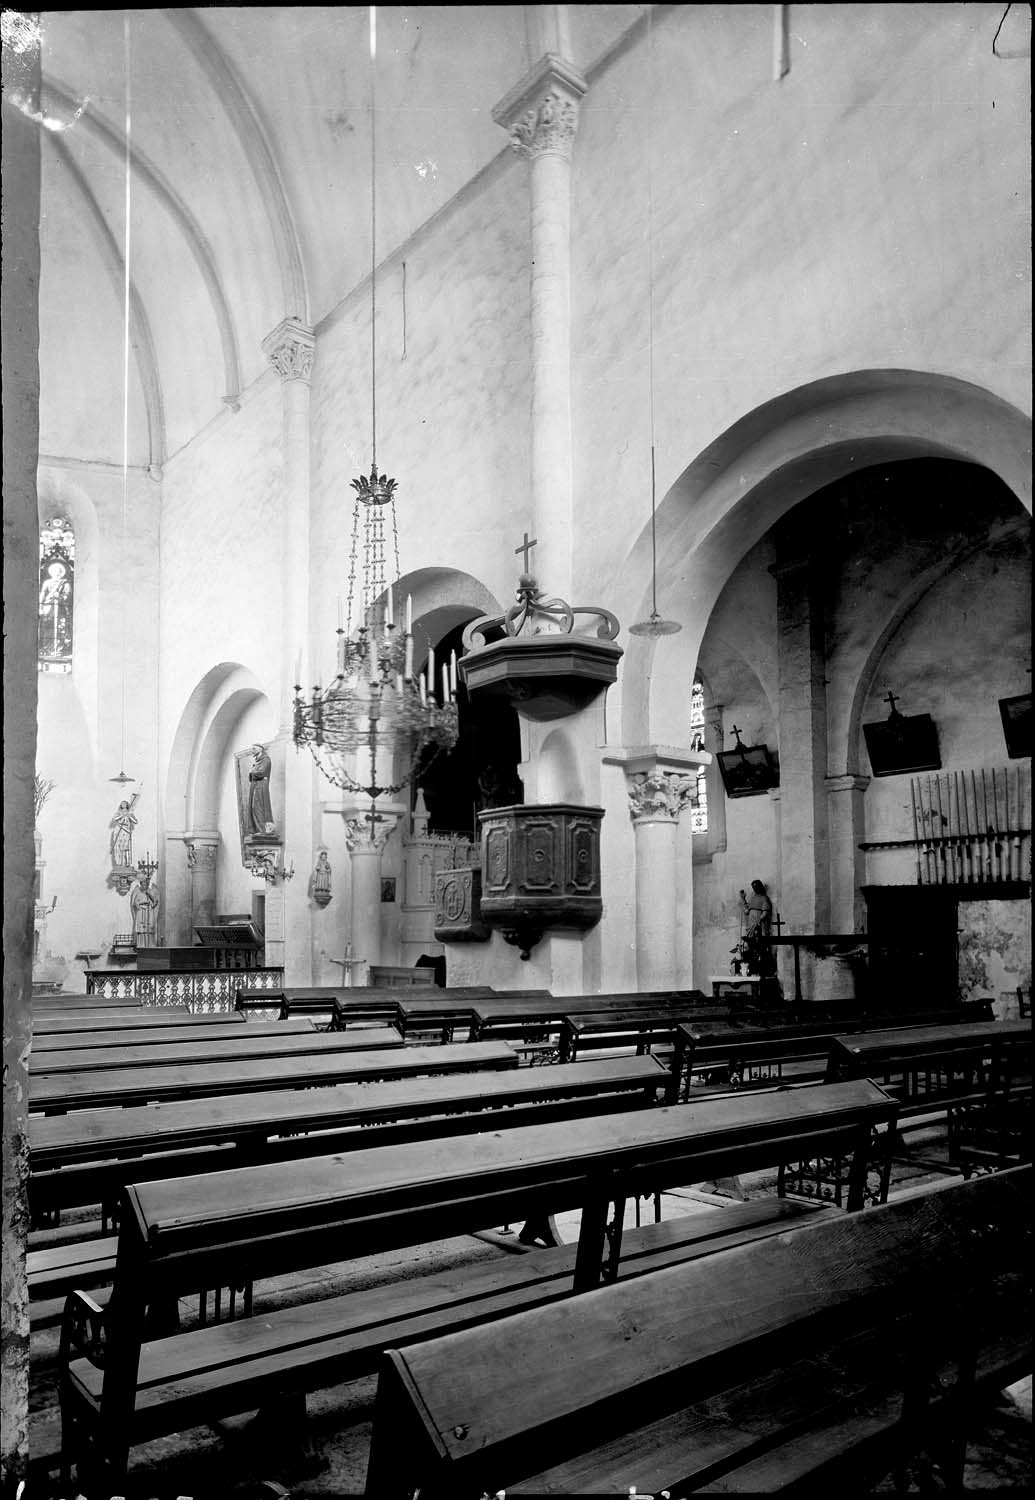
xmin=27 ymin=1125 xmax=1031 ymax=1498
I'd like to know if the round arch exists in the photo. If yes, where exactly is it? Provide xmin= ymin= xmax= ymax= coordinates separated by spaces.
xmin=164 ymin=661 xmax=270 ymax=831
xmin=618 ymin=370 xmax=1032 ymax=747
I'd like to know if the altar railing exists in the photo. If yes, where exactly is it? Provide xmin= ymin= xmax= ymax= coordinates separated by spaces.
xmin=84 ymin=967 xmax=284 ymax=1013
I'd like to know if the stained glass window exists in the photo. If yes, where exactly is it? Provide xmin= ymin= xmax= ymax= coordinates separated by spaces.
xmin=38 ymin=515 xmax=75 ymax=673
xmin=690 ymin=679 xmax=708 ymax=834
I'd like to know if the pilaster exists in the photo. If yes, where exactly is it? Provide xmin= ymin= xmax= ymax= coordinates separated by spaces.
xmin=826 ymin=772 xmax=871 ymax=933
xmin=493 ymin=55 xmax=587 ymax=597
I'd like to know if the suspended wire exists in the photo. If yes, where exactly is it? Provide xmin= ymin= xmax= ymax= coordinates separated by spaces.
xmin=369 ymin=3 xmax=377 ymax=472
xmin=646 ymin=1 xmax=657 ymax=616
xmin=119 ymin=13 xmax=132 ymax=776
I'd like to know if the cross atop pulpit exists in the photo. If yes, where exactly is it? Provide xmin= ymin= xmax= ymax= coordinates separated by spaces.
xmin=515 ymin=531 xmax=538 ymax=572
xmin=883 ymin=691 xmax=900 ymax=715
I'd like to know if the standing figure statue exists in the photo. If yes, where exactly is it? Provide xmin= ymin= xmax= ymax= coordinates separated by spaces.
xmin=309 ymin=849 xmax=332 ymax=907
xmin=130 ymin=872 xmax=160 ymax=947
xmin=109 ymin=789 xmax=141 ymax=868
xmin=246 ymin=744 xmax=276 ymax=836
xmin=739 ymin=878 xmax=775 ymax=977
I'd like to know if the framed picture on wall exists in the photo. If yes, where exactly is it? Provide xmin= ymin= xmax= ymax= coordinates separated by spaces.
xmin=863 ymin=712 xmax=941 ymax=777
xmin=998 ymin=694 xmax=1032 ymax=759
xmin=717 ymin=743 xmax=780 ymax=798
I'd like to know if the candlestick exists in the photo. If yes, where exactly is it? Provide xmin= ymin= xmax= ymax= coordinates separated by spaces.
xmin=368 ymin=628 xmax=377 ymax=682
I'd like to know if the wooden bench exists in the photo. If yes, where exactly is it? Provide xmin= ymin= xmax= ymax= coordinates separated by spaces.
xmin=29 ymin=1039 xmax=518 ymax=1115
xmin=34 ymin=992 xmax=140 ymax=1010
xmin=30 ymin=1056 xmax=671 ymax=1224
xmin=560 ymin=1007 xmax=734 ymax=1065
xmin=472 ymin=992 xmax=721 ymax=1060
xmin=395 ymin=990 xmax=553 ymax=1044
xmin=55 ymin=1079 xmax=891 ymax=1489
xmin=31 ymin=1017 xmax=316 ymax=1053
xmin=28 ymin=1024 xmax=400 ymax=1076
xmin=366 ymin=1166 xmax=1032 ymax=1497
xmin=33 ymin=1008 xmax=236 ymax=1037
xmin=826 ymin=1019 xmax=1032 ymax=1169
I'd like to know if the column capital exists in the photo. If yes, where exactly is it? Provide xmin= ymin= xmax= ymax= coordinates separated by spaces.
xmin=826 ymin=773 xmax=871 ymax=794
xmin=343 ymin=810 xmax=399 ymax=854
xmin=492 ymin=54 xmax=588 ymax=161
xmin=262 ymin=316 xmax=315 ymax=383
xmin=626 ymin=769 xmax=697 ymax=823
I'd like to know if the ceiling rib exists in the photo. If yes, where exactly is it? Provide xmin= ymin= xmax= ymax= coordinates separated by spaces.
xmin=44 ymin=75 xmax=243 ymax=413
xmin=48 ymin=132 xmax=166 ymax=470
xmin=165 ymin=8 xmax=309 ymax=325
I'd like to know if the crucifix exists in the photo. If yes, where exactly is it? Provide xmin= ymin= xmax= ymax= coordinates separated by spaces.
xmin=884 ymin=691 xmax=900 ymax=715
xmin=515 ymin=531 xmax=538 ymax=572
xmin=772 ymin=911 xmax=785 ymax=936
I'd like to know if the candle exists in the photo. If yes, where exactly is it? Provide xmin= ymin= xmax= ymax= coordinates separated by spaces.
xmin=441 ymin=664 xmax=449 ymax=703
xmin=336 ymin=633 xmax=346 ymax=675
xmin=405 ymin=594 xmax=412 ymax=634
xmin=293 ymin=649 xmax=302 ymax=686
xmin=368 ymin=629 xmax=377 ymax=681
xmin=337 ymin=595 xmax=343 ymax=630
xmin=404 ymin=634 xmax=414 ymax=680
xmin=386 ymin=586 xmax=393 ymax=628
xmin=450 ymin=650 xmax=457 ymax=696
xmin=428 ymin=643 xmax=435 ymax=689
xmin=419 ymin=672 xmax=427 ymax=706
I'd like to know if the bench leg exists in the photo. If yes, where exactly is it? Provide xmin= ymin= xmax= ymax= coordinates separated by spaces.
xmin=518 ymin=1213 xmax=561 ymax=1248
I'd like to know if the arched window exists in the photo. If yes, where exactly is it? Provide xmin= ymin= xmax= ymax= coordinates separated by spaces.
xmin=38 ymin=514 xmax=75 ymax=674
xmin=690 ymin=679 xmax=708 ymax=834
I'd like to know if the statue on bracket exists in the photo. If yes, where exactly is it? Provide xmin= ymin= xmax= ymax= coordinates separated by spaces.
xmin=309 ymin=850 xmax=332 ymax=908
xmin=245 ymin=743 xmax=276 ymax=836
xmin=109 ymin=788 xmax=141 ymax=869
xmin=130 ymin=870 xmax=160 ymax=947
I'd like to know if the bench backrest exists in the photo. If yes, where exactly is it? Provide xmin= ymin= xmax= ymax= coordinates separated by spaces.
xmin=30 ymin=1018 xmax=315 ymax=1052
xmin=32 ymin=1009 xmax=226 ymax=1035
xmin=367 ymin=1166 xmax=1031 ymax=1496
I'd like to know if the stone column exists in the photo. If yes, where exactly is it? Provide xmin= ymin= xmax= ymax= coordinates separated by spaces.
xmin=344 ymin=810 xmax=399 ymax=986
xmin=772 ymin=557 xmax=830 ymax=935
xmin=826 ymin=773 xmax=870 ymax=934
xmin=2 ymin=16 xmax=41 ymax=1479
xmin=262 ymin=317 xmax=315 ymax=984
xmin=604 ymin=747 xmax=708 ymax=991
xmin=493 ymin=56 xmax=587 ymax=597
xmin=162 ymin=832 xmax=194 ymax=946
xmin=185 ymin=832 xmax=220 ymax=931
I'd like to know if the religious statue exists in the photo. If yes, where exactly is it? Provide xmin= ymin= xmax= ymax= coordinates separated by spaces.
xmin=130 ymin=872 xmax=160 ymax=947
xmin=309 ymin=849 xmax=332 ymax=907
xmin=738 ymin=879 xmax=776 ymax=977
xmin=109 ymin=789 xmax=141 ymax=868
xmin=245 ymin=743 xmax=276 ymax=837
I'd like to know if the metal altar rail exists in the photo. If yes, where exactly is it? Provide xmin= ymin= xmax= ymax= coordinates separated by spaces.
xmin=84 ymin=968 xmax=284 ymax=1012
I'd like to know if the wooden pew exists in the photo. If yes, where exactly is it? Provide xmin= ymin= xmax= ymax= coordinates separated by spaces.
xmin=33 ymin=1009 xmax=237 ymax=1037
xmin=826 ymin=1019 xmax=1032 ymax=1169
xmin=33 ymin=993 xmax=139 ymax=1010
xmin=392 ymin=991 xmax=553 ymax=1044
xmin=367 ymin=1166 xmax=1031 ymax=1497
xmin=29 ymin=1025 xmax=401 ymax=1076
xmin=56 ymin=1079 xmax=891 ymax=1489
xmin=31 ymin=1018 xmax=317 ymax=1053
xmin=471 ymin=992 xmax=720 ymax=1059
xmin=29 ymin=1057 xmax=671 ymax=1287
xmin=30 ymin=1040 xmax=518 ymax=1115
xmin=239 ymin=984 xmax=501 ymax=1033
xmin=560 ymin=1006 xmax=735 ymax=1065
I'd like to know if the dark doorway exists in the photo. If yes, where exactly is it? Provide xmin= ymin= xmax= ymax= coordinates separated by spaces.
xmin=414 ymin=622 xmax=522 ymax=837
xmin=863 ymin=887 xmax=959 ymax=1007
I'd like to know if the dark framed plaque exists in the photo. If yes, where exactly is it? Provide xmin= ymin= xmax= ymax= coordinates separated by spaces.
xmin=863 ymin=712 xmax=941 ymax=777
xmin=998 ymin=694 xmax=1031 ymax=759
xmin=716 ymin=744 xmax=779 ymax=798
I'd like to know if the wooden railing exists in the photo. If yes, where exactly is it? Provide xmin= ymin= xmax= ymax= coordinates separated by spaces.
xmin=84 ymin=968 xmax=284 ymax=1012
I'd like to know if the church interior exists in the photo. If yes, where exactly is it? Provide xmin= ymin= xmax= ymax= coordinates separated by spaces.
xmin=2 ymin=4 xmax=1031 ymax=1496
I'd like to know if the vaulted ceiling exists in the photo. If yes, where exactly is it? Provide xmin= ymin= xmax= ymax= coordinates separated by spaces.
xmin=38 ymin=6 xmax=643 ymax=471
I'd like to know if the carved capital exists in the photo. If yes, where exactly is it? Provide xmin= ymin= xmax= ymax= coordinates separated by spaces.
xmin=627 ymin=770 xmax=696 ymax=823
xmin=344 ymin=813 xmax=397 ymax=854
xmin=262 ymin=316 xmax=316 ymax=384
xmin=493 ymin=55 xmax=587 ymax=163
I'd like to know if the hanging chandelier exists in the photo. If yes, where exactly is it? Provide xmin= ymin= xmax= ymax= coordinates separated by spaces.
xmin=292 ymin=6 xmax=458 ymax=818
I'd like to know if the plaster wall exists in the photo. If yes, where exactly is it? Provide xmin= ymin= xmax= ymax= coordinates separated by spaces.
xmin=568 ymin=2 xmax=1030 ymax=604
xmin=34 ymin=462 xmax=161 ymax=989
xmin=309 ymin=163 xmax=532 ymax=657
xmin=159 ymin=379 xmax=283 ymax=765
